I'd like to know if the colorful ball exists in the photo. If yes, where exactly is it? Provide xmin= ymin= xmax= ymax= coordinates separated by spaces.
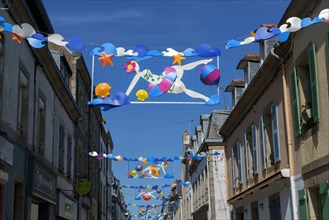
xmin=131 ymin=170 xmax=137 ymax=176
xmin=200 ymin=64 xmax=220 ymax=85
xmin=135 ymin=164 xmax=143 ymax=171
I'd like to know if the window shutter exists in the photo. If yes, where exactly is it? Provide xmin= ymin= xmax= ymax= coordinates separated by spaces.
xmin=308 ymin=43 xmax=320 ymax=122
xmin=259 ymin=116 xmax=266 ymax=170
xmin=298 ymin=189 xmax=309 ymax=220
xmin=67 ymin=136 xmax=72 ymax=178
xmin=244 ymin=133 xmax=249 ymax=180
xmin=231 ymin=148 xmax=235 ymax=188
xmin=59 ymin=125 xmax=65 ymax=171
xmin=319 ymin=181 xmax=329 ymax=220
xmin=252 ymin=124 xmax=258 ymax=175
xmin=290 ymin=68 xmax=301 ymax=136
xmin=237 ymin=141 xmax=243 ymax=184
xmin=271 ymin=103 xmax=281 ymax=162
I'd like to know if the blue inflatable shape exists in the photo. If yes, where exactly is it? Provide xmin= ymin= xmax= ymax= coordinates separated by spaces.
xmin=301 ymin=16 xmax=324 ymax=28
xmin=278 ymin=32 xmax=290 ymax=43
xmin=90 ymin=47 xmax=103 ymax=56
xmin=164 ymin=174 xmax=174 ymax=179
xmin=101 ymin=43 xmax=117 ymax=55
xmin=31 ymin=33 xmax=47 ymax=41
xmin=26 ymin=38 xmax=46 ymax=48
xmin=66 ymin=37 xmax=85 ymax=51
xmin=133 ymin=44 xmax=148 ymax=57
xmin=182 ymin=48 xmax=197 ymax=57
xmin=255 ymin=26 xmax=281 ymax=41
xmin=0 ymin=17 xmax=12 ymax=32
xmin=126 ymin=56 xmax=152 ymax=62
xmin=226 ymin=39 xmax=242 ymax=49
xmin=195 ymin=44 xmax=221 ymax=57
xmin=205 ymin=94 xmax=221 ymax=106
xmin=88 ymin=92 xmax=130 ymax=111
xmin=147 ymin=50 xmax=163 ymax=56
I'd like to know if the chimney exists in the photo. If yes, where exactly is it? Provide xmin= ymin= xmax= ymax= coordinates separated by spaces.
xmin=257 ymin=24 xmax=279 ymax=64
xmin=225 ymin=79 xmax=245 ymax=108
xmin=236 ymin=54 xmax=260 ymax=89
xmin=200 ymin=114 xmax=210 ymax=138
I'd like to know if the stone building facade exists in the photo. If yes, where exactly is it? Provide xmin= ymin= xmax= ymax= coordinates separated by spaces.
xmin=0 ymin=1 xmax=113 ymax=219
xmin=220 ymin=0 xmax=329 ymax=219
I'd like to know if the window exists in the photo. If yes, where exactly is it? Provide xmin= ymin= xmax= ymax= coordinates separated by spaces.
xmin=59 ymin=124 xmax=65 ymax=172
xmin=67 ymin=135 xmax=72 ymax=178
xmin=18 ymin=70 xmax=29 ymax=139
xmin=245 ymin=128 xmax=253 ymax=178
xmin=231 ymin=147 xmax=235 ymax=188
xmin=50 ymin=50 xmax=72 ymax=87
xmin=308 ymin=182 xmax=329 ymax=220
xmin=37 ymin=97 xmax=46 ymax=156
xmin=290 ymin=43 xmax=320 ymax=136
xmin=269 ymin=193 xmax=282 ymax=220
xmin=319 ymin=182 xmax=329 ymax=220
xmin=237 ymin=141 xmax=243 ymax=185
xmin=271 ymin=103 xmax=281 ymax=163
xmin=60 ymin=56 xmax=71 ymax=86
xmin=252 ymin=123 xmax=258 ymax=175
xmin=259 ymin=116 xmax=267 ymax=170
xmin=263 ymin=103 xmax=281 ymax=165
xmin=298 ymin=189 xmax=309 ymax=220
xmin=244 ymin=133 xmax=249 ymax=180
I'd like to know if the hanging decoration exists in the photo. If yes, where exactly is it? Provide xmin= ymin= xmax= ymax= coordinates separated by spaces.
xmin=127 ymin=160 xmax=173 ymax=179
xmin=130 ymin=212 xmax=171 ymax=219
xmin=112 ymin=180 xmax=192 ymax=190
xmin=135 ymin=188 xmax=165 ymax=201
xmin=135 ymin=89 xmax=149 ymax=102
xmin=95 ymin=82 xmax=111 ymax=98
xmin=226 ymin=8 xmax=329 ymax=49
xmin=89 ymin=151 xmax=221 ymax=162
xmin=200 ymin=64 xmax=221 ymax=85
xmin=124 ymin=59 xmax=221 ymax=105
xmin=90 ymin=43 xmax=221 ymax=59
xmin=127 ymin=201 xmax=180 ymax=208
xmin=98 ymin=52 xmax=114 ymax=68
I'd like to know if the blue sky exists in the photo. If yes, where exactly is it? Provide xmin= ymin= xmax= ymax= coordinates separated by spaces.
xmin=43 ymin=0 xmax=290 ymax=217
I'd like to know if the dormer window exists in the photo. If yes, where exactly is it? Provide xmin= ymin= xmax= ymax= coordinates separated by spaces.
xmin=50 ymin=50 xmax=72 ymax=87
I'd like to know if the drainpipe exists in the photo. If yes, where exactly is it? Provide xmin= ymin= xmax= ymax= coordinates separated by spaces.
xmin=282 ymin=63 xmax=298 ymax=220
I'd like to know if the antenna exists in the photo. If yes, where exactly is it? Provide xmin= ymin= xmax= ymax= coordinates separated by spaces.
xmin=177 ymin=119 xmax=194 ymax=134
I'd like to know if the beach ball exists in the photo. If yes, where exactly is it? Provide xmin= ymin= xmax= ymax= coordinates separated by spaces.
xmin=135 ymin=164 xmax=143 ymax=171
xmin=200 ymin=65 xmax=220 ymax=85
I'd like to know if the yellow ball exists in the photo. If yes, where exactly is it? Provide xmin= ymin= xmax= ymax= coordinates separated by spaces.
xmin=131 ymin=170 xmax=137 ymax=176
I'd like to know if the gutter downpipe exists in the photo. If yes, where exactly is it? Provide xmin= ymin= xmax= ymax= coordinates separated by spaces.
xmin=282 ymin=63 xmax=298 ymax=220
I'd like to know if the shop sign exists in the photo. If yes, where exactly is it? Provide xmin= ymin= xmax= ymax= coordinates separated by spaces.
xmin=64 ymin=198 xmax=74 ymax=218
xmin=33 ymin=162 xmax=56 ymax=204
xmin=59 ymin=192 xmax=77 ymax=220
xmin=0 ymin=136 xmax=13 ymax=165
